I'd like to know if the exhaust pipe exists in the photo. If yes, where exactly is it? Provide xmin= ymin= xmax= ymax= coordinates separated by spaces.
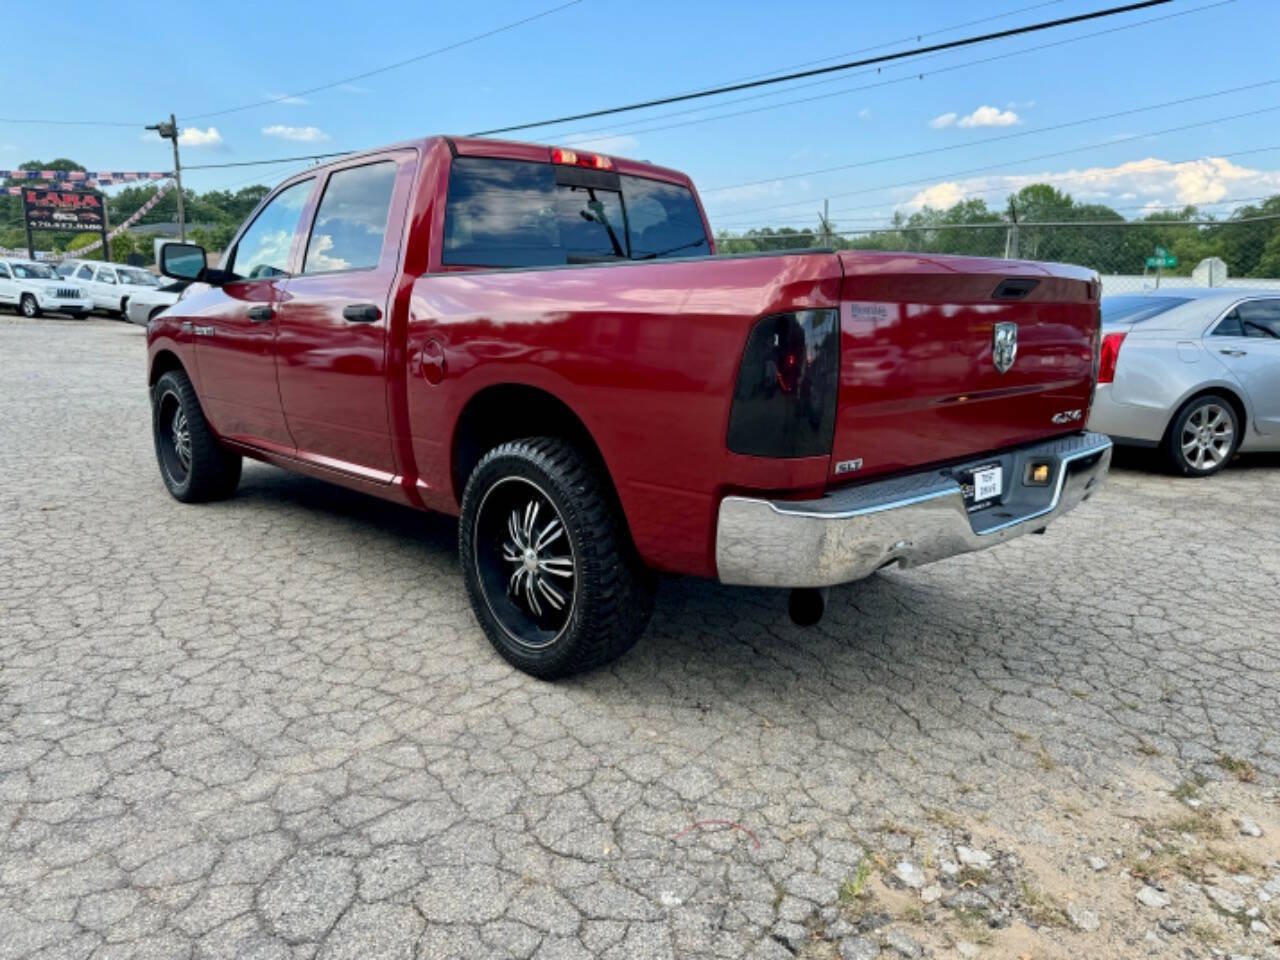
xmin=788 ymin=587 xmax=828 ymax=627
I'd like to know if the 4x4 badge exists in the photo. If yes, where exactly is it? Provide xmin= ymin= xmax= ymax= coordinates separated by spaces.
xmin=992 ymin=321 xmax=1018 ymax=373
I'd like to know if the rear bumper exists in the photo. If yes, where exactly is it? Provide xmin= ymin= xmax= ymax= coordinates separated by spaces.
xmin=716 ymin=431 xmax=1112 ymax=587
xmin=1086 ymin=383 xmax=1167 ymax=444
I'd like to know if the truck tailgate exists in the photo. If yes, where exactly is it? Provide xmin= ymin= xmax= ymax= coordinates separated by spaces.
xmin=833 ymin=251 xmax=1099 ymax=481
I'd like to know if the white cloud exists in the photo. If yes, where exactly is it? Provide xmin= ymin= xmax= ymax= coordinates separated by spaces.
xmin=931 ymin=105 xmax=1021 ymax=129
xmin=179 ymin=126 xmax=223 ymax=147
xmin=262 ymin=124 xmax=330 ymax=142
xmin=266 ymin=92 xmax=309 ymax=106
xmin=901 ymin=156 xmax=1280 ymax=213
xmin=560 ymin=132 xmax=638 ymax=156
xmin=957 ymin=105 xmax=1020 ymax=128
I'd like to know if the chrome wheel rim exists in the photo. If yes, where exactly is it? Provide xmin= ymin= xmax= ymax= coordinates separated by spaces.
xmin=156 ymin=389 xmax=191 ymax=485
xmin=21 ymin=297 xmax=35 ymax=317
xmin=473 ymin=476 xmax=577 ymax=650
xmin=1180 ymin=402 xmax=1233 ymax=470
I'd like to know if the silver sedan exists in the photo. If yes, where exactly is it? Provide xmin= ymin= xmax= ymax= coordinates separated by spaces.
xmin=1088 ymin=288 xmax=1280 ymax=476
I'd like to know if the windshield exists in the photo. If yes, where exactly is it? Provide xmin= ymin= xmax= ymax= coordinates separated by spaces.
xmin=443 ymin=157 xmax=709 ymax=268
xmin=13 ymin=263 xmax=55 ymax=279
xmin=118 ymin=268 xmax=157 ymax=286
xmin=1101 ymin=295 xmax=1191 ymax=325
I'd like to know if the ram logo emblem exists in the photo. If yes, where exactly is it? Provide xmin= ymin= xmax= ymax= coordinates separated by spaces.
xmin=992 ymin=322 xmax=1018 ymax=374
xmin=1051 ymin=409 xmax=1083 ymax=424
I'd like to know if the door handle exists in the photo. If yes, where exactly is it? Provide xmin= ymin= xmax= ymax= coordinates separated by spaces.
xmin=342 ymin=303 xmax=382 ymax=323
xmin=1219 ymin=348 xmax=1248 ymax=357
xmin=247 ymin=305 xmax=274 ymax=323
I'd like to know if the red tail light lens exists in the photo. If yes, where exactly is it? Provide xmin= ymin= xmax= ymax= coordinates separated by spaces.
xmin=1098 ymin=332 xmax=1126 ymax=384
xmin=551 ymin=147 xmax=613 ymax=170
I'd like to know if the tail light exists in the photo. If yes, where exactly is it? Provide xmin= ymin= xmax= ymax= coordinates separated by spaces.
xmin=551 ymin=147 xmax=613 ymax=170
xmin=1098 ymin=332 xmax=1127 ymax=384
xmin=727 ymin=309 xmax=840 ymax=457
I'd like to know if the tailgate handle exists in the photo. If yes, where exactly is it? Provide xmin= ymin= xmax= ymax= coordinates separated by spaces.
xmin=991 ymin=278 xmax=1039 ymax=300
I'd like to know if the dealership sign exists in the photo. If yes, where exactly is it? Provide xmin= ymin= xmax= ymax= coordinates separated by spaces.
xmin=22 ymin=189 xmax=106 ymax=233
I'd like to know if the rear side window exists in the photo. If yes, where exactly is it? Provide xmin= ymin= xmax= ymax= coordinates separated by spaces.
xmin=1237 ymin=299 xmax=1280 ymax=339
xmin=442 ymin=156 xmax=708 ymax=268
xmin=1100 ymin=295 xmax=1190 ymax=325
xmin=303 ymin=162 xmax=397 ymax=273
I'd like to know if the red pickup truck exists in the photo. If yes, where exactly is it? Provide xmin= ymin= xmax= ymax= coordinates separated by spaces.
xmin=149 ymin=136 xmax=1111 ymax=678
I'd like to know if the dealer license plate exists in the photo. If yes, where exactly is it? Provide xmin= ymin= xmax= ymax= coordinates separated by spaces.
xmin=971 ymin=465 xmax=1003 ymax=504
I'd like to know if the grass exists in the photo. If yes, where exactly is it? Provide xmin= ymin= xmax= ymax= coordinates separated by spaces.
xmin=1136 ymin=742 xmax=1162 ymax=757
xmin=1036 ymin=746 xmax=1057 ymax=771
xmin=1163 ymin=808 xmax=1228 ymax=840
xmin=1216 ymin=754 xmax=1257 ymax=783
xmin=840 ymin=856 xmax=873 ymax=904
xmin=1020 ymin=881 xmax=1070 ymax=928
xmin=1189 ymin=921 xmax=1223 ymax=946
xmin=957 ymin=866 xmax=991 ymax=886
xmin=925 ymin=806 xmax=962 ymax=830
xmin=1170 ymin=777 xmax=1205 ymax=803
xmin=953 ymin=908 xmax=996 ymax=945
xmin=901 ymin=905 xmax=924 ymax=923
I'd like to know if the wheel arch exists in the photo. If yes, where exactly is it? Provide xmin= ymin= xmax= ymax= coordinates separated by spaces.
xmin=451 ymin=383 xmax=618 ymax=510
xmin=149 ymin=348 xmax=187 ymax=386
xmin=1164 ymin=382 xmax=1249 ymax=443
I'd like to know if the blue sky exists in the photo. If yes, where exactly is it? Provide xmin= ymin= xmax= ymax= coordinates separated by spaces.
xmin=4 ymin=0 xmax=1279 ymax=233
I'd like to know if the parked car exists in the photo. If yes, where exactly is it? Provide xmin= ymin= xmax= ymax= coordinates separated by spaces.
xmin=125 ymin=279 xmax=188 ymax=326
xmin=0 ymin=258 xmax=92 ymax=318
xmin=1088 ymin=288 xmax=1280 ymax=476
xmin=147 ymin=136 xmax=1111 ymax=678
xmin=57 ymin=259 xmax=161 ymax=317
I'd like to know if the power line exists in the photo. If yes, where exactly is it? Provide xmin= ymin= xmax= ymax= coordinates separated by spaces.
xmin=469 ymin=0 xmax=1171 ymax=136
xmin=700 ymin=73 xmax=1275 ymax=197
xmin=551 ymin=0 xmax=1222 ymax=146
xmin=660 ymin=0 xmax=1068 ymax=98
xmin=713 ymin=145 xmax=1280 ymax=228
xmin=183 ymin=151 xmax=353 ymax=171
xmin=710 ymin=105 xmax=1280 ymax=220
xmin=178 ymin=0 xmax=582 ymax=121
xmin=0 ymin=116 xmax=144 ymax=128
xmin=563 ymin=0 xmax=1228 ymax=156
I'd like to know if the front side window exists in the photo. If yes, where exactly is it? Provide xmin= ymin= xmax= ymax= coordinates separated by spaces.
xmin=442 ymin=157 xmax=709 ymax=268
xmin=230 ymin=178 xmax=314 ymax=280
xmin=14 ymin=263 xmax=54 ymax=279
xmin=1237 ymin=300 xmax=1280 ymax=339
xmin=77 ymin=265 xmax=94 ymax=280
xmin=0 ymin=264 xmax=11 ymax=279
xmin=303 ymin=162 xmax=396 ymax=273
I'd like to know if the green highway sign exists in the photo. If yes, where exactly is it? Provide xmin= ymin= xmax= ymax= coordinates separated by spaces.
xmin=1146 ymin=254 xmax=1177 ymax=268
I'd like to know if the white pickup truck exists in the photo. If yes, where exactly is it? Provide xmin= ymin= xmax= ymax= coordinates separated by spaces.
xmin=0 ymin=258 xmax=92 ymax=318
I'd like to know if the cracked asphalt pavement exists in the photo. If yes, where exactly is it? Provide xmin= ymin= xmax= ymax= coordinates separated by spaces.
xmin=3 ymin=317 xmax=1279 ymax=960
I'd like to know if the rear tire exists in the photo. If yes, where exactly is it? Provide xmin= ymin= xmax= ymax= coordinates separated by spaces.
xmin=1164 ymin=393 xmax=1239 ymax=477
xmin=458 ymin=437 xmax=654 ymax=679
xmin=151 ymin=369 xmax=242 ymax=502
xmin=20 ymin=294 xmax=41 ymax=318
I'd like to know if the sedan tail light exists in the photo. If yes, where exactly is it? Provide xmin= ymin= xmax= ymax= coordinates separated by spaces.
xmin=1098 ymin=332 xmax=1127 ymax=384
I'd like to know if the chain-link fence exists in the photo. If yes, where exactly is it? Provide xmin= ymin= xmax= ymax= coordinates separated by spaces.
xmin=716 ymin=214 xmax=1280 ymax=295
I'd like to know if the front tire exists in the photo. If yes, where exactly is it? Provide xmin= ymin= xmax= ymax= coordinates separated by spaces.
xmin=458 ymin=437 xmax=654 ymax=679
xmin=119 ymin=296 xmax=129 ymax=319
xmin=1165 ymin=394 xmax=1239 ymax=477
xmin=20 ymin=294 xmax=41 ymax=318
xmin=151 ymin=369 xmax=242 ymax=502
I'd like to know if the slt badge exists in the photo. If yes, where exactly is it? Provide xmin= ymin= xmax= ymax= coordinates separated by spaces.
xmin=1052 ymin=409 xmax=1083 ymax=424
xmin=992 ymin=321 xmax=1018 ymax=374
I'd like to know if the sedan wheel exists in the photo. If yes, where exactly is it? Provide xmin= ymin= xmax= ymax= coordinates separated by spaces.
xmin=1166 ymin=395 xmax=1240 ymax=477
xmin=20 ymin=294 xmax=40 ymax=318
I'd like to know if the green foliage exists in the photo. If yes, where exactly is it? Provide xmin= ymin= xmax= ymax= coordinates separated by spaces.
xmin=716 ymin=187 xmax=1280 ymax=279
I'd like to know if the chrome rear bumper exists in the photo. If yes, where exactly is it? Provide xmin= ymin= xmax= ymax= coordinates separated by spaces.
xmin=716 ymin=432 xmax=1112 ymax=588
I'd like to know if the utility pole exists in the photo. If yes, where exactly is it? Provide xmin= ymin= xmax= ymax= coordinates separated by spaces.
xmin=1005 ymin=199 xmax=1019 ymax=259
xmin=146 ymin=113 xmax=185 ymax=241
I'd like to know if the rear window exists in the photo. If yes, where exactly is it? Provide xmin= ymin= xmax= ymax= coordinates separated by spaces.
xmin=442 ymin=156 xmax=708 ymax=268
xmin=1101 ymin=295 xmax=1191 ymax=325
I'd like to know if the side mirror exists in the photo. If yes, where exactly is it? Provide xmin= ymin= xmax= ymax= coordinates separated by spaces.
xmin=159 ymin=242 xmax=208 ymax=282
